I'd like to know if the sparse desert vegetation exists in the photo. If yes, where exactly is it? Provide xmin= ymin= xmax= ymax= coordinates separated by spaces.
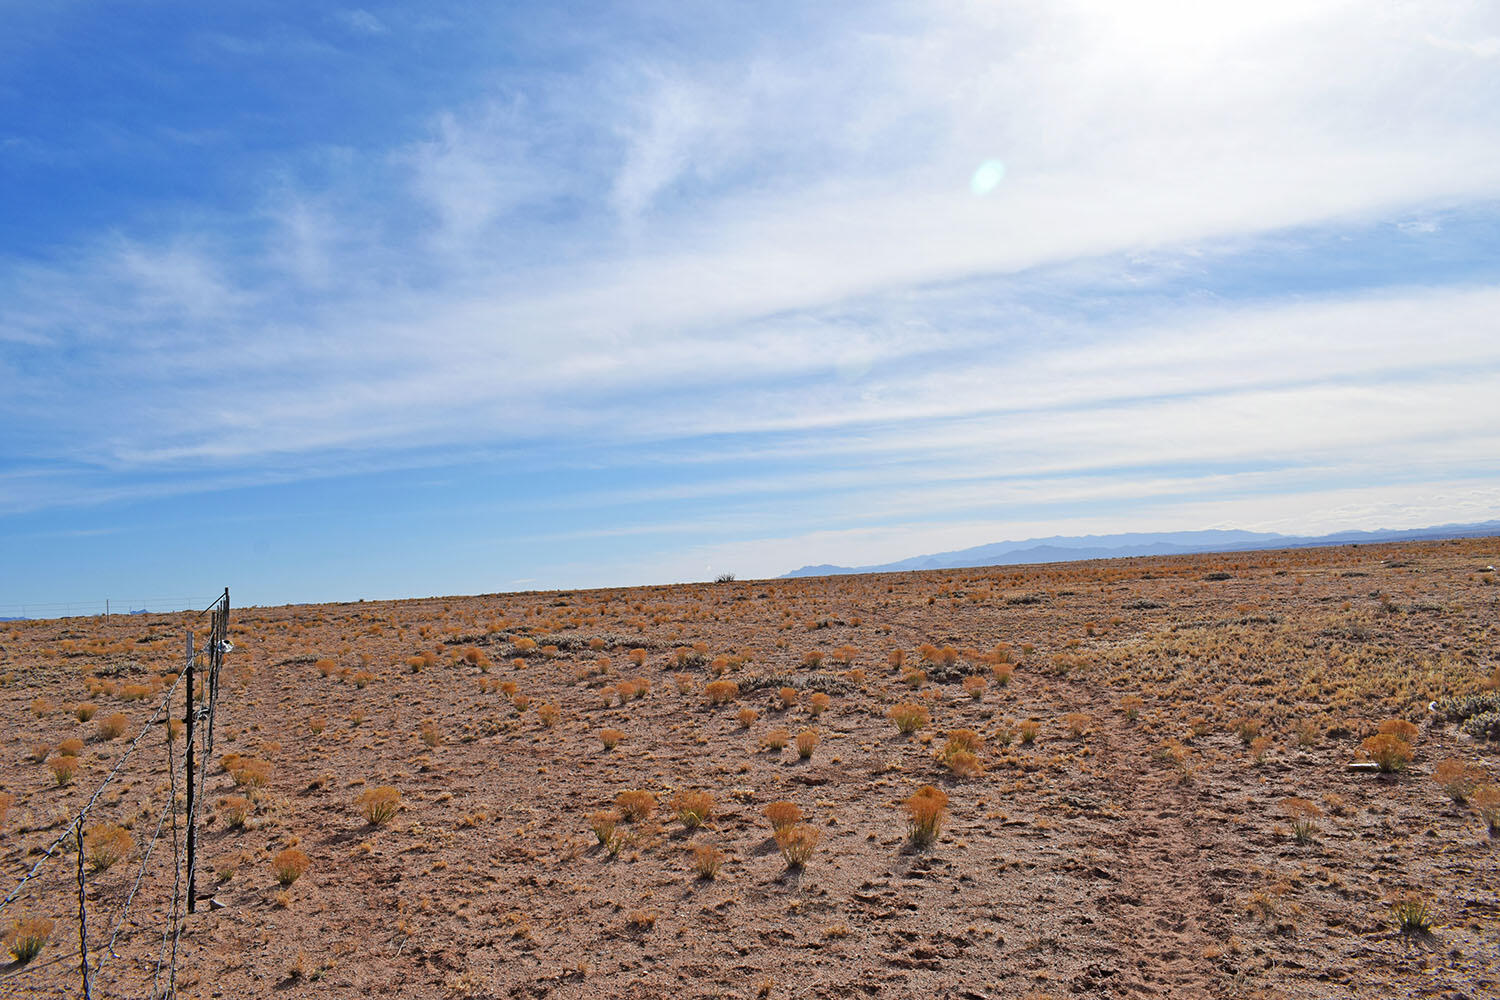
xmin=0 ymin=537 xmax=1496 ymax=996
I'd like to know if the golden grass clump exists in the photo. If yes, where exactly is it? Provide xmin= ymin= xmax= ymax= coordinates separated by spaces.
xmin=271 ymin=847 xmax=310 ymax=886
xmin=4 ymin=916 xmax=53 ymax=964
xmin=1279 ymin=797 xmax=1321 ymax=843
xmin=671 ymin=790 xmax=714 ymax=828
xmin=887 ymin=703 xmax=929 ymax=735
xmin=962 ymin=676 xmax=987 ymax=700
xmin=1378 ymin=718 xmax=1420 ymax=744
xmin=74 ymin=702 xmax=98 ymax=722
xmin=774 ymin=824 xmax=820 ymax=868
xmin=700 ymin=679 xmax=736 ymax=706
xmin=761 ymin=728 xmax=790 ymax=752
xmin=1361 ymin=733 xmax=1412 ymax=773
xmin=50 ymin=755 xmax=80 ymax=786
xmin=1432 ymin=759 xmax=1481 ymax=804
xmin=1120 ymin=695 xmax=1143 ymax=720
xmin=1472 ymin=784 xmax=1500 ymax=835
xmin=84 ymin=823 xmax=133 ymax=873
xmin=795 ymin=729 xmax=819 ymax=760
xmin=0 ymin=791 xmax=12 ymax=831
xmin=219 ymin=796 xmax=252 ymax=829
xmin=231 ymin=758 xmax=272 ymax=789
xmin=357 ymin=786 xmax=401 ymax=826
xmin=807 ymin=692 xmax=831 ymax=717
xmin=315 ymin=658 xmax=337 ymax=677
xmin=616 ymin=789 xmax=657 ymax=822
xmin=1389 ymin=894 xmax=1433 ymax=934
xmin=904 ymin=784 xmax=949 ymax=847
xmin=1064 ymin=712 xmax=1092 ymax=738
xmin=600 ymin=728 xmax=624 ymax=750
xmin=589 ymin=811 xmax=618 ymax=845
xmin=1019 ymin=720 xmax=1040 ymax=744
xmin=419 ymin=722 xmax=443 ymax=747
xmin=97 ymin=713 xmax=129 ymax=741
xmin=30 ymin=742 xmax=51 ymax=764
xmin=691 ymin=844 xmax=724 ymax=880
xmin=764 ymin=800 xmax=802 ymax=832
xmin=737 ymin=707 xmax=759 ymax=729
xmin=778 ymin=686 xmax=800 ymax=709
xmin=537 ymin=703 xmax=561 ymax=728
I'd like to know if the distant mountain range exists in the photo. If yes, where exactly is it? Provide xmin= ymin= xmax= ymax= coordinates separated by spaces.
xmin=781 ymin=520 xmax=1500 ymax=578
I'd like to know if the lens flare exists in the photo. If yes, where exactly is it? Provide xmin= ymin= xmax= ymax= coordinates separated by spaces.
xmin=970 ymin=159 xmax=1006 ymax=196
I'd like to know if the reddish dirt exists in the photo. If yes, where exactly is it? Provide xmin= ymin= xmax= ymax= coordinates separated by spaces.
xmin=1 ymin=537 xmax=1497 ymax=999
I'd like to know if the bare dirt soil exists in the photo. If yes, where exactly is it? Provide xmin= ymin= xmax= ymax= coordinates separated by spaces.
xmin=1 ymin=537 xmax=1498 ymax=999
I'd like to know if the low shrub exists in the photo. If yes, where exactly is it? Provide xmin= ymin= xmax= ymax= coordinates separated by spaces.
xmin=589 ymin=811 xmax=618 ymax=845
xmin=1280 ymin=797 xmax=1321 ymax=844
xmin=737 ymin=708 xmax=759 ymax=729
xmin=616 ymin=789 xmax=656 ymax=822
xmin=50 ymin=755 xmax=80 ymax=786
xmin=1473 ymin=784 xmax=1500 ymax=835
xmin=795 ymin=729 xmax=818 ymax=760
xmin=761 ymin=728 xmax=790 ymax=751
xmin=4 ymin=916 xmax=52 ymax=964
xmin=672 ymin=790 xmax=714 ymax=828
xmin=219 ymin=796 xmax=252 ymax=829
xmin=764 ymin=800 xmax=802 ymax=832
xmin=704 ymin=680 xmax=738 ymax=706
xmin=774 ymin=823 xmax=820 ymax=869
xmin=600 ymin=728 xmax=624 ymax=750
xmin=888 ymin=703 xmax=929 ymax=735
xmin=97 ymin=713 xmax=129 ymax=741
xmin=905 ymin=785 xmax=948 ymax=847
xmin=84 ymin=823 xmax=133 ymax=873
xmin=691 ymin=844 xmax=724 ymax=880
xmin=357 ymin=786 xmax=401 ymax=826
xmin=1389 ymin=895 xmax=1433 ymax=934
xmin=272 ymin=847 xmax=310 ymax=886
xmin=1361 ymin=733 xmax=1412 ymax=772
xmin=1433 ymin=759 xmax=1481 ymax=804
xmin=808 ymin=692 xmax=831 ymax=717
xmin=74 ymin=702 xmax=98 ymax=722
xmin=779 ymin=686 xmax=800 ymax=709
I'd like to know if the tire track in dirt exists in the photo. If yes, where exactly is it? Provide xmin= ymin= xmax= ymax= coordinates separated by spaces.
xmin=1087 ymin=696 xmax=1230 ymax=998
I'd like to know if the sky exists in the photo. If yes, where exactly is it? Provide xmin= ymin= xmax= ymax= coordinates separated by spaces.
xmin=2 ymin=1 xmax=1500 ymax=611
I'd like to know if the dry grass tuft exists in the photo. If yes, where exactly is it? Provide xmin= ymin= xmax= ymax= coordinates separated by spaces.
xmin=616 ymin=789 xmax=657 ymax=822
xmin=887 ymin=703 xmax=929 ymax=735
xmin=774 ymin=823 xmax=820 ymax=868
xmin=672 ymin=790 xmax=715 ymax=828
xmin=764 ymin=800 xmax=802 ymax=832
xmin=272 ymin=847 xmax=311 ymax=886
xmin=84 ymin=823 xmax=133 ymax=873
xmin=97 ymin=713 xmax=129 ymax=740
xmin=4 ymin=916 xmax=53 ymax=964
xmin=357 ymin=786 xmax=401 ymax=826
xmin=1360 ymin=733 xmax=1412 ymax=773
xmin=691 ymin=844 xmax=724 ymax=880
xmin=905 ymin=784 xmax=948 ymax=847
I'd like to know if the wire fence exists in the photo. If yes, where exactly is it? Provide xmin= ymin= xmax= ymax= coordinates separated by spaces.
xmin=0 ymin=598 xmax=202 ymax=622
xmin=0 ymin=588 xmax=229 ymax=998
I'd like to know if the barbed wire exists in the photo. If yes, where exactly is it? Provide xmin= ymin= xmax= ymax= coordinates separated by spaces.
xmin=95 ymin=789 xmax=174 ymax=970
xmin=0 ymin=589 xmax=227 ymax=998
xmin=0 ymin=669 xmax=184 ymax=914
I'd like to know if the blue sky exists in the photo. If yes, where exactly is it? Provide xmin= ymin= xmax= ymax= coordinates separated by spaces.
xmin=3 ymin=1 xmax=1500 ymax=610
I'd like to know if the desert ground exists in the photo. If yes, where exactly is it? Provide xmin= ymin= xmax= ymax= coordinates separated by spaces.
xmin=1 ymin=537 xmax=1497 ymax=999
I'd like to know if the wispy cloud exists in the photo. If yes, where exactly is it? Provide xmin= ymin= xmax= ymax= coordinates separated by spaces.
xmin=1 ymin=0 xmax=1498 ymax=599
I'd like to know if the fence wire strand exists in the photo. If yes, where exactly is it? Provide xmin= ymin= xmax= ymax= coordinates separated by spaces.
xmin=0 ymin=588 xmax=228 ymax=1000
